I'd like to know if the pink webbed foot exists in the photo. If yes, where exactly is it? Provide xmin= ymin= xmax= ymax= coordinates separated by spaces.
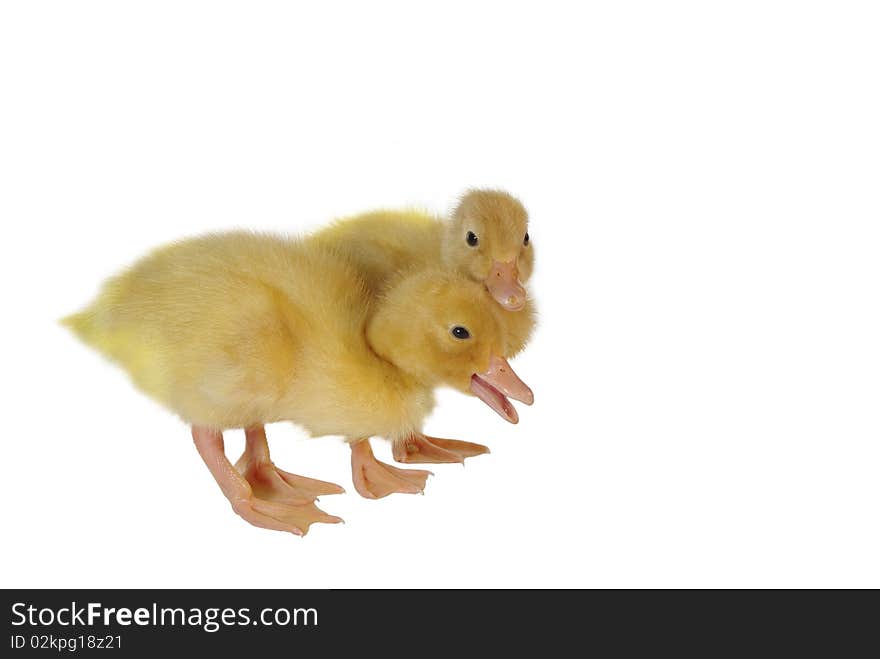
xmin=193 ymin=425 xmax=343 ymax=536
xmin=235 ymin=426 xmax=345 ymax=504
xmin=392 ymin=433 xmax=490 ymax=465
xmin=350 ymin=439 xmax=432 ymax=499
xmin=232 ymin=498 xmax=343 ymax=537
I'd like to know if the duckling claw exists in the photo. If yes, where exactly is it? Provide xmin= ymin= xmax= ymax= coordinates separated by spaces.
xmin=393 ymin=433 xmax=489 ymax=464
xmin=351 ymin=439 xmax=432 ymax=499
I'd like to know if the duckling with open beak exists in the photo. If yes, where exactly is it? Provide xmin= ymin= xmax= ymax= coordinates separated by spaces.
xmin=63 ymin=231 xmax=535 ymax=528
xmin=390 ymin=353 xmax=533 ymax=465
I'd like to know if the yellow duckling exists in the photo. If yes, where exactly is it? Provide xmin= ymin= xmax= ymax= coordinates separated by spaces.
xmin=63 ymin=232 xmax=532 ymax=535
xmin=313 ymin=189 xmax=536 ymax=355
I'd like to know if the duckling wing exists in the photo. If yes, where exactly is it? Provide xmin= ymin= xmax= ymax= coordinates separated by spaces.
xmin=312 ymin=209 xmax=443 ymax=293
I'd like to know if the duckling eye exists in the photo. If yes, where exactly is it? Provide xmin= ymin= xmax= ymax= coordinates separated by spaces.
xmin=451 ymin=326 xmax=471 ymax=340
xmin=466 ymin=231 xmax=479 ymax=247
xmin=524 ymin=232 xmax=530 ymax=246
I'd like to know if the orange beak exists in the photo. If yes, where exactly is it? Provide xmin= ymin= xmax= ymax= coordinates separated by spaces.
xmin=485 ymin=260 xmax=527 ymax=311
xmin=469 ymin=354 xmax=533 ymax=423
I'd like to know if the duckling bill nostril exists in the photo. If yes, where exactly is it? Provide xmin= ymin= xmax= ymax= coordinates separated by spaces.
xmin=486 ymin=260 xmax=526 ymax=310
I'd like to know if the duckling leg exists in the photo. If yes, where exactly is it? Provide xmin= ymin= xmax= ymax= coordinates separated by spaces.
xmin=350 ymin=439 xmax=432 ymax=499
xmin=392 ymin=433 xmax=490 ymax=464
xmin=235 ymin=426 xmax=345 ymax=503
xmin=192 ymin=426 xmax=343 ymax=536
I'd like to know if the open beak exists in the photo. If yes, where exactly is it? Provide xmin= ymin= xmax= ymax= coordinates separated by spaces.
xmin=469 ymin=354 xmax=533 ymax=423
xmin=485 ymin=260 xmax=527 ymax=311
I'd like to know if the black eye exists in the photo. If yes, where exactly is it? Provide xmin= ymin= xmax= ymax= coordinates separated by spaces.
xmin=524 ymin=232 xmax=530 ymax=246
xmin=451 ymin=326 xmax=471 ymax=340
xmin=466 ymin=231 xmax=479 ymax=247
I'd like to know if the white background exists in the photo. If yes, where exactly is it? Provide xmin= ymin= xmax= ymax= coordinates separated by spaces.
xmin=1 ymin=2 xmax=878 ymax=588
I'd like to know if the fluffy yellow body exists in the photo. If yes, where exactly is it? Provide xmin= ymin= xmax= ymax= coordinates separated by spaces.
xmin=64 ymin=232 xmax=434 ymax=438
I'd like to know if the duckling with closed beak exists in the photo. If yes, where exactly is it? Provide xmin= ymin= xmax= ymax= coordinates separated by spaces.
xmin=314 ymin=189 xmax=534 ymax=311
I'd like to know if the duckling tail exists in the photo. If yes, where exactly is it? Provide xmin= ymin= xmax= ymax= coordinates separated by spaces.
xmin=60 ymin=308 xmax=103 ymax=348
xmin=60 ymin=310 xmax=90 ymax=338
xmin=60 ymin=305 xmax=167 ymax=397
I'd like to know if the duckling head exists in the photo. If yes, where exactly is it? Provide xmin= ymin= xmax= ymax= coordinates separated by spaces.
xmin=368 ymin=271 xmax=533 ymax=423
xmin=442 ymin=189 xmax=534 ymax=311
